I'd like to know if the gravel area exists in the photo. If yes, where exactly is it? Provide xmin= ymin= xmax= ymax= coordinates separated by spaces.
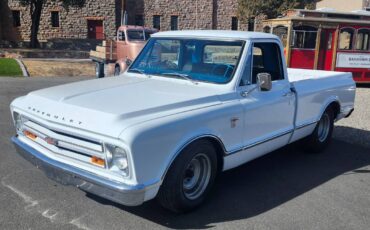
xmin=334 ymin=86 xmax=370 ymax=149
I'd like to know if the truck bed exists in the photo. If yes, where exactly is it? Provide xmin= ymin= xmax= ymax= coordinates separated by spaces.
xmin=287 ymin=68 xmax=355 ymax=144
xmin=287 ymin=68 xmax=349 ymax=82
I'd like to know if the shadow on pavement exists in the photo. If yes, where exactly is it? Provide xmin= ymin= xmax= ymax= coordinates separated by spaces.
xmin=87 ymin=126 xmax=370 ymax=229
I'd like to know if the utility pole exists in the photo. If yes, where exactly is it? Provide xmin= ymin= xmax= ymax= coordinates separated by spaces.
xmin=121 ymin=0 xmax=125 ymax=26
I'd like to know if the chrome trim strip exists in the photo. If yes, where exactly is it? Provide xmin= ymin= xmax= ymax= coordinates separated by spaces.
xmin=24 ymin=120 xmax=104 ymax=156
xmin=296 ymin=120 xmax=318 ymax=130
xmin=227 ymin=129 xmax=293 ymax=155
xmin=11 ymin=136 xmax=155 ymax=206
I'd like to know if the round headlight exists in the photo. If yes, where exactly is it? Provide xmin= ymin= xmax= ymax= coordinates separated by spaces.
xmin=105 ymin=144 xmax=129 ymax=177
xmin=113 ymin=147 xmax=128 ymax=170
xmin=13 ymin=112 xmax=24 ymax=134
xmin=113 ymin=157 xmax=128 ymax=170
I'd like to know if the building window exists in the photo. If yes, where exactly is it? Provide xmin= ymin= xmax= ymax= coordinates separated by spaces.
xmin=51 ymin=11 xmax=60 ymax=27
xmin=248 ymin=18 xmax=255 ymax=31
xmin=339 ymin=28 xmax=355 ymax=50
xmin=12 ymin=10 xmax=21 ymax=27
xmin=170 ymin=16 xmax=178 ymax=30
xmin=355 ymin=29 xmax=370 ymax=50
xmin=263 ymin=26 xmax=271 ymax=33
xmin=153 ymin=15 xmax=161 ymax=30
xmin=231 ymin=17 xmax=238 ymax=30
xmin=135 ymin=15 xmax=144 ymax=26
xmin=272 ymin=26 xmax=288 ymax=47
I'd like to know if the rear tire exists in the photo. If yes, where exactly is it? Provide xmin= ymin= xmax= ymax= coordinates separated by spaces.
xmin=157 ymin=140 xmax=218 ymax=213
xmin=302 ymin=108 xmax=334 ymax=153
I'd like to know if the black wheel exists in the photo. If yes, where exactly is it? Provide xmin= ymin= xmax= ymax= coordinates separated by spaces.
xmin=157 ymin=140 xmax=218 ymax=213
xmin=302 ymin=108 xmax=334 ymax=153
xmin=114 ymin=65 xmax=121 ymax=76
xmin=96 ymin=62 xmax=105 ymax=78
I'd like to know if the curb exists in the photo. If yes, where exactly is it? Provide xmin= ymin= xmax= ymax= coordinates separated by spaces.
xmin=15 ymin=58 xmax=29 ymax=77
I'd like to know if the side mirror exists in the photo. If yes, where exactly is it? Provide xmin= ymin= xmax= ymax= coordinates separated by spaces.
xmin=257 ymin=73 xmax=272 ymax=91
xmin=125 ymin=58 xmax=132 ymax=66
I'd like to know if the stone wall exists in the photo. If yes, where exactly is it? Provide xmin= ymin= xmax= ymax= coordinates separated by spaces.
xmin=144 ymin=0 xmax=214 ymax=30
xmin=144 ymin=0 xmax=255 ymax=31
xmin=4 ymin=0 xmax=119 ymax=42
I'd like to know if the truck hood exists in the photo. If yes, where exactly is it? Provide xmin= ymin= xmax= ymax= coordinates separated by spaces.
xmin=13 ymin=76 xmax=222 ymax=137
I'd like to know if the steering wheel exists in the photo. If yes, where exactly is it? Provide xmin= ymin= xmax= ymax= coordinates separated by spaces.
xmin=211 ymin=64 xmax=234 ymax=78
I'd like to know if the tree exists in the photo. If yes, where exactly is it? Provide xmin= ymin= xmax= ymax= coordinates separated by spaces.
xmin=19 ymin=0 xmax=43 ymax=48
xmin=238 ymin=0 xmax=317 ymax=23
xmin=18 ymin=0 xmax=85 ymax=48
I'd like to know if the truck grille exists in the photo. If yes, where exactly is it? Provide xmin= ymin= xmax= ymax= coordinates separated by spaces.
xmin=22 ymin=120 xmax=105 ymax=167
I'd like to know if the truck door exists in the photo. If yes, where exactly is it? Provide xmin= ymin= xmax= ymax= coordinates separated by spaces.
xmin=236 ymin=41 xmax=295 ymax=162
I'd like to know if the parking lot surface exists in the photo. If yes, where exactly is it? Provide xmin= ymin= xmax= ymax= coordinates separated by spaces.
xmin=0 ymin=77 xmax=369 ymax=230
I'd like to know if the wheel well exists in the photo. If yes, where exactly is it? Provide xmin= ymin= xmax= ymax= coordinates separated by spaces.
xmin=327 ymin=101 xmax=340 ymax=119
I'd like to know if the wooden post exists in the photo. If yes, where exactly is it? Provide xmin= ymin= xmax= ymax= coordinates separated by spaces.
xmin=313 ymin=25 xmax=322 ymax=70
xmin=331 ymin=26 xmax=340 ymax=71
xmin=285 ymin=21 xmax=293 ymax=67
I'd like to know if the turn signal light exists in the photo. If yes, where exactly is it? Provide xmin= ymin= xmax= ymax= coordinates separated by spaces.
xmin=91 ymin=156 xmax=105 ymax=167
xmin=23 ymin=130 xmax=37 ymax=140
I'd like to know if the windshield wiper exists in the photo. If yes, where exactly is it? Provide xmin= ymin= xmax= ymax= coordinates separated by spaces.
xmin=129 ymin=68 xmax=151 ymax=78
xmin=161 ymin=72 xmax=198 ymax=84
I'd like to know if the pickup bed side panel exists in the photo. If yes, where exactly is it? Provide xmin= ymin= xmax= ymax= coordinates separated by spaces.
xmin=290 ymin=73 xmax=356 ymax=143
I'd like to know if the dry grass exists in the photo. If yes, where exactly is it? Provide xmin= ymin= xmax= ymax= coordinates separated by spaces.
xmin=22 ymin=60 xmax=95 ymax=77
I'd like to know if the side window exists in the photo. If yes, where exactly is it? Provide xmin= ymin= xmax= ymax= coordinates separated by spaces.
xmin=118 ymin=30 xmax=125 ymax=41
xmin=137 ymin=40 xmax=180 ymax=70
xmin=339 ymin=28 xmax=355 ymax=50
xmin=203 ymin=45 xmax=241 ymax=65
xmin=251 ymin=43 xmax=284 ymax=84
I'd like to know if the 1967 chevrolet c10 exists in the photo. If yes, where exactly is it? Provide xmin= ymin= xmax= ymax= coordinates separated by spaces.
xmin=10 ymin=31 xmax=356 ymax=213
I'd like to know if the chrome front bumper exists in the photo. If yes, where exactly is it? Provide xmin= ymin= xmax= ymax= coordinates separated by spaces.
xmin=11 ymin=136 xmax=146 ymax=206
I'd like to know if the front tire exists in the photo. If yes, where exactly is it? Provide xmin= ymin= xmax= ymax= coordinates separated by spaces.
xmin=157 ymin=140 xmax=218 ymax=213
xmin=303 ymin=108 xmax=334 ymax=153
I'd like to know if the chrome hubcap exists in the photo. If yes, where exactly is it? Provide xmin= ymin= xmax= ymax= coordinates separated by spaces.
xmin=318 ymin=113 xmax=330 ymax=142
xmin=182 ymin=153 xmax=211 ymax=200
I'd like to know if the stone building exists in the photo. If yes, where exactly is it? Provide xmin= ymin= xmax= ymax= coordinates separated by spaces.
xmin=143 ymin=0 xmax=252 ymax=31
xmin=0 ymin=0 xmax=255 ymax=44
xmin=0 ymin=0 xmax=143 ymax=42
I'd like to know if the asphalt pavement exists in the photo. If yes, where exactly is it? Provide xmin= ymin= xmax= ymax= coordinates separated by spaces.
xmin=0 ymin=77 xmax=369 ymax=230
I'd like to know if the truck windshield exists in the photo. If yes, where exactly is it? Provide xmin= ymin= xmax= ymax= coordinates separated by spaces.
xmin=128 ymin=38 xmax=244 ymax=84
xmin=127 ymin=30 xmax=153 ymax=41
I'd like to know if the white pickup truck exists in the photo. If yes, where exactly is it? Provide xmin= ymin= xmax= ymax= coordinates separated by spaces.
xmin=11 ymin=31 xmax=355 ymax=213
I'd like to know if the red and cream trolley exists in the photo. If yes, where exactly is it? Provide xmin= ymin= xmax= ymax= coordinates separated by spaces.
xmin=262 ymin=9 xmax=370 ymax=83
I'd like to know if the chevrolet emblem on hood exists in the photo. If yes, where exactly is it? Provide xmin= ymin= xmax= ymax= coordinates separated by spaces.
xmin=28 ymin=106 xmax=83 ymax=125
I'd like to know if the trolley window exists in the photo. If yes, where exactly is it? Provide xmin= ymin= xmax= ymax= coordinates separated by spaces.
xmin=355 ymin=29 xmax=370 ymax=51
xmin=291 ymin=26 xmax=318 ymax=49
xmin=339 ymin=28 xmax=355 ymax=50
